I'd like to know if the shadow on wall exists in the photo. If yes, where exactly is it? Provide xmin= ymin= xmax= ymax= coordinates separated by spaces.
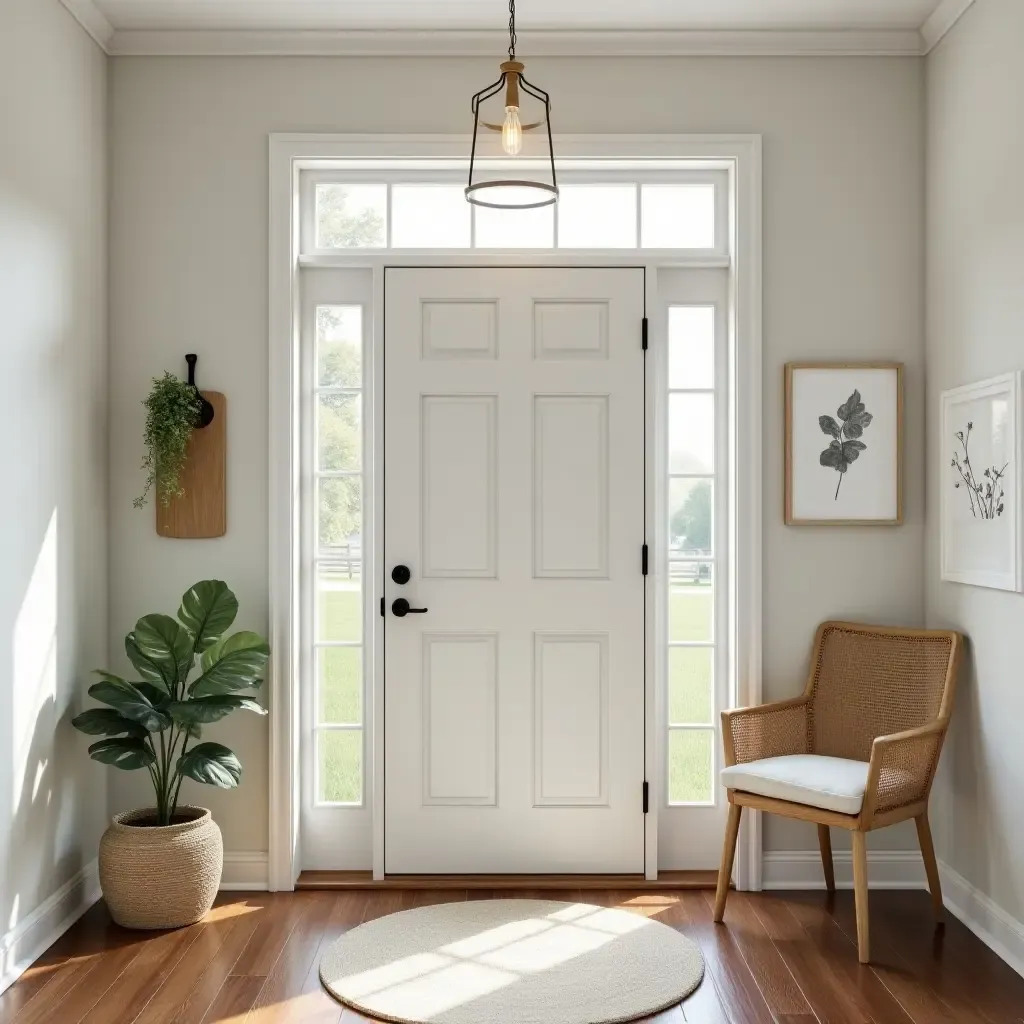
xmin=0 ymin=509 xmax=88 ymax=957
xmin=939 ymin=620 xmax=1024 ymax=917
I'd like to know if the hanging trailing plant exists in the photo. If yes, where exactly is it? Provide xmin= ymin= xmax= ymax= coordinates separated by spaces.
xmin=134 ymin=372 xmax=203 ymax=509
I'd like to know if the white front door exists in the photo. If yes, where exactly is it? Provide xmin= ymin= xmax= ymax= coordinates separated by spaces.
xmin=384 ymin=267 xmax=646 ymax=874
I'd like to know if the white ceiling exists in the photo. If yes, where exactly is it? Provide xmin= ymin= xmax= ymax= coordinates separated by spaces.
xmin=93 ymin=0 xmax=945 ymax=34
xmin=61 ymin=0 xmax=976 ymax=56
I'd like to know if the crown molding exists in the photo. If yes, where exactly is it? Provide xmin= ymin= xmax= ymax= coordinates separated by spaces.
xmin=921 ymin=0 xmax=976 ymax=52
xmin=59 ymin=0 xmax=115 ymax=51
xmin=106 ymin=27 xmax=926 ymax=58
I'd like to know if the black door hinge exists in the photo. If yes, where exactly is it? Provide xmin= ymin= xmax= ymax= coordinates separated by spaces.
xmin=643 ymin=781 xmax=649 ymax=814
xmin=641 ymin=544 xmax=649 ymax=576
xmin=641 ymin=317 xmax=649 ymax=351
xmin=380 ymin=596 xmax=385 ymax=617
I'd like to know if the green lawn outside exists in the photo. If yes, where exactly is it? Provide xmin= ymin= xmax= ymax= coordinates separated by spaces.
xmin=668 ymin=583 xmax=714 ymax=801
xmin=317 ymin=584 xmax=363 ymax=803
xmin=316 ymin=583 xmax=715 ymax=804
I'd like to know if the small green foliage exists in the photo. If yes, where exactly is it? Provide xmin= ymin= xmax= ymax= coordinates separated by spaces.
xmin=72 ymin=581 xmax=269 ymax=825
xmin=134 ymin=373 xmax=202 ymax=509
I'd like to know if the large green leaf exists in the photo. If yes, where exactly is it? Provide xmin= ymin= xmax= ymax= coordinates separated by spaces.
xmin=134 ymin=614 xmax=194 ymax=689
xmin=168 ymin=695 xmax=267 ymax=725
xmin=72 ymin=708 xmax=147 ymax=739
xmin=177 ymin=580 xmax=238 ymax=655
xmin=177 ymin=742 xmax=242 ymax=788
xmin=191 ymin=631 xmax=270 ymax=697
xmin=88 ymin=737 xmax=156 ymax=770
xmin=135 ymin=681 xmax=170 ymax=709
xmin=88 ymin=677 xmax=172 ymax=733
xmin=125 ymin=633 xmax=168 ymax=687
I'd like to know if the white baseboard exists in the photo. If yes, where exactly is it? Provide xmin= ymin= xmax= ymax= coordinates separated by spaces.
xmin=0 ymin=861 xmax=101 ymax=997
xmin=939 ymin=860 xmax=1024 ymax=979
xmin=762 ymin=849 xmax=926 ymax=890
xmin=221 ymin=851 xmax=269 ymax=890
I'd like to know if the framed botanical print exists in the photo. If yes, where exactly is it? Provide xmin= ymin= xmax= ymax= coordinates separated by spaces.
xmin=785 ymin=363 xmax=903 ymax=525
xmin=940 ymin=372 xmax=1022 ymax=592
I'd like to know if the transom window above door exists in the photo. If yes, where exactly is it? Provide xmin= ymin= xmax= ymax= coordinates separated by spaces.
xmin=300 ymin=171 xmax=727 ymax=255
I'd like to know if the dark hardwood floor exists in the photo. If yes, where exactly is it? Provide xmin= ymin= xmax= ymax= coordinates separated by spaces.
xmin=1 ymin=888 xmax=1022 ymax=1023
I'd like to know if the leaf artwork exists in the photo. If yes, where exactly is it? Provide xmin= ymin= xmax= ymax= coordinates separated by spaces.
xmin=951 ymin=421 xmax=1007 ymax=519
xmin=819 ymin=390 xmax=873 ymax=500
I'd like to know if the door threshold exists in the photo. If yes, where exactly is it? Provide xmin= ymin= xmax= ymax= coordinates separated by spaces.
xmin=296 ymin=870 xmax=718 ymax=890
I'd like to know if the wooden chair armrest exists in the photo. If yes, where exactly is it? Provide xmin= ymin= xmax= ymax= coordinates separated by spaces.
xmin=862 ymin=720 xmax=949 ymax=820
xmin=721 ymin=696 xmax=810 ymax=767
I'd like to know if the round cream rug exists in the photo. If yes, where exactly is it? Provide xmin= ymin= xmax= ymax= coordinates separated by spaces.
xmin=319 ymin=899 xmax=704 ymax=1024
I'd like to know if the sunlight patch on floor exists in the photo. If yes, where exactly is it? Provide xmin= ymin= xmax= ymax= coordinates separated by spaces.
xmin=335 ymin=904 xmax=657 ymax=1018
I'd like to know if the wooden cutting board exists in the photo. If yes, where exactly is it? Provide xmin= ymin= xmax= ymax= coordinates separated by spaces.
xmin=156 ymin=391 xmax=226 ymax=539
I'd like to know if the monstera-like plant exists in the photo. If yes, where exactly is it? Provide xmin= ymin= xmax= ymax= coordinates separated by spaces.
xmin=73 ymin=580 xmax=269 ymax=929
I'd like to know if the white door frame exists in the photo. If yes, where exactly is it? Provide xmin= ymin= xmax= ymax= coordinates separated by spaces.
xmin=268 ymin=133 xmax=763 ymax=891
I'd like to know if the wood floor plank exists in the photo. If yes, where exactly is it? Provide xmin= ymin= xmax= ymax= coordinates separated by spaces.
xmin=31 ymin=936 xmax=148 ymax=1024
xmin=699 ymin=891 xmax=812 ymax=1019
xmin=0 ymin=905 xmax=122 ymax=1024
xmin=673 ymin=892 xmax=773 ymax=1024
xmin=749 ymin=892 xmax=912 ymax=1024
xmin=631 ymin=895 xmax=729 ymax=1024
xmin=9 ymin=956 xmax=104 ymax=1024
xmin=4 ymin=889 xmax=1021 ymax=1024
xmin=199 ymin=976 xmax=265 ymax=1022
xmin=132 ymin=899 xmax=267 ymax=1024
xmin=275 ymin=892 xmax=374 ymax=1024
xmin=871 ymin=891 xmax=1024 ymax=1024
xmin=777 ymin=894 xmax=917 ymax=1024
xmin=795 ymin=890 xmax=993 ymax=1024
xmin=400 ymin=890 xmax=469 ymax=909
xmin=76 ymin=919 xmax=205 ymax=1024
xmin=244 ymin=892 xmax=342 ymax=1020
xmin=228 ymin=893 xmax=309 ymax=980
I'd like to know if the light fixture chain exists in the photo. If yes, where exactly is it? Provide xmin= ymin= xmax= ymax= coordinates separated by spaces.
xmin=508 ymin=0 xmax=516 ymax=60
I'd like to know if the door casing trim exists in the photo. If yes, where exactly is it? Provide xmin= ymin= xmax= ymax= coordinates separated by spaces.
xmin=269 ymin=134 xmax=763 ymax=891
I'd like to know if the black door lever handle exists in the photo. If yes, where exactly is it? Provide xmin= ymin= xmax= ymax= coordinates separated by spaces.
xmin=392 ymin=598 xmax=428 ymax=617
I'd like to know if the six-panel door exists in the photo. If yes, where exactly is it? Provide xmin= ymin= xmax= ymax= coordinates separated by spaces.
xmin=384 ymin=267 xmax=646 ymax=873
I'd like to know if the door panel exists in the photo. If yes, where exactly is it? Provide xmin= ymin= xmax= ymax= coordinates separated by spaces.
xmin=384 ymin=267 xmax=645 ymax=873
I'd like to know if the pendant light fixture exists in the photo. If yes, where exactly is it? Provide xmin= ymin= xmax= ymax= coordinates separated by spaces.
xmin=465 ymin=0 xmax=558 ymax=210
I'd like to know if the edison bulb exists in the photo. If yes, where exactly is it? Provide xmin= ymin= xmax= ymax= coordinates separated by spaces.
xmin=502 ymin=105 xmax=523 ymax=155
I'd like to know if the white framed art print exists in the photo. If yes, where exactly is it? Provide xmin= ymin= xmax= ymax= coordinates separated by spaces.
xmin=785 ymin=363 xmax=903 ymax=525
xmin=941 ymin=372 xmax=1022 ymax=592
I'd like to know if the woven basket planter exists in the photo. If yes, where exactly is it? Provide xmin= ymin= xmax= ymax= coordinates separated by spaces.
xmin=99 ymin=806 xmax=222 ymax=929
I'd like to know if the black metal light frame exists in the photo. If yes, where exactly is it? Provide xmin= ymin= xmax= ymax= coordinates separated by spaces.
xmin=465 ymin=1 xmax=558 ymax=210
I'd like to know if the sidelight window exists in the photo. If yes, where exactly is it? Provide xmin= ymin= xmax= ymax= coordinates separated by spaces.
xmin=313 ymin=304 xmax=365 ymax=805
xmin=665 ymin=299 xmax=722 ymax=805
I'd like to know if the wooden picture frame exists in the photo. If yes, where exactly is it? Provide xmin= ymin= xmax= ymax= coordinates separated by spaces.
xmin=785 ymin=363 xmax=903 ymax=526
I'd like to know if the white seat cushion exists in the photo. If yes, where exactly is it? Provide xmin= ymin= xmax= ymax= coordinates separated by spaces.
xmin=720 ymin=754 xmax=870 ymax=815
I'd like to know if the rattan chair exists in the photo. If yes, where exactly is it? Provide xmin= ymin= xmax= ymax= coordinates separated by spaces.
xmin=713 ymin=621 xmax=964 ymax=963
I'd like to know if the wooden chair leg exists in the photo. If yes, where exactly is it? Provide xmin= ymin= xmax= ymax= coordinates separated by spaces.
xmin=714 ymin=803 xmax=742 ymax=923
xmin=817 ymin=824 xmax=836 ymax=893
xmin=916 ymin=812 xmax=945 ymax=922
xmin=851 ymin=830 xmax=870 ymax=963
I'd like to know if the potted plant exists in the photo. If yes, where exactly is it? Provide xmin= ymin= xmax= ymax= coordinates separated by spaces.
xmin=73 ymin=580 xmax=268 ymax=929
xmin=133 ymin=370 xmax=203 ymax=509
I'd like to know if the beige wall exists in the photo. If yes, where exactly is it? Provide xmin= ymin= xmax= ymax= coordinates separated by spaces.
xmin=109 ymin=54 xmax=926 ymax=858
xmin=0 ymin=0 xmax=108 ymax=957
xmin=927 ymin=0 xmax=1024 ymax=922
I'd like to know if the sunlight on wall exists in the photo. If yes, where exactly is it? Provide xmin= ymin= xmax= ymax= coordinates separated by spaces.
xmin=12 ymin=510 xmax=58 ymax=807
